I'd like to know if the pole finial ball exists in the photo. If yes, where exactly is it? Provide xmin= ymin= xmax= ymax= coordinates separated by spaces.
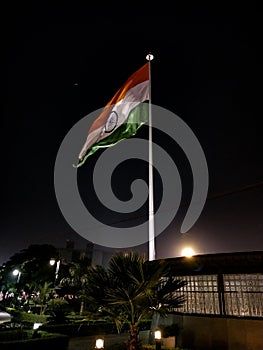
xmin=146 ymin=53 xmax=154 ymax=61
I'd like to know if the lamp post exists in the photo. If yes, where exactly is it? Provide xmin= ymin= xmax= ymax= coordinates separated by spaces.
xmin=154 ymin=329 xmax=162 ymax=350
xmin=49 ymin=258 xmax=61 ymax=287
xmin=12 ymin=269 xmax=21 ymax=283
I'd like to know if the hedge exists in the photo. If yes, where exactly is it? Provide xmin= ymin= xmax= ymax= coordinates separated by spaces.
xmin=0 ymin=331 xmax=69 ymax=350
xmin=39 ymin=319 xmax=152 ymax=337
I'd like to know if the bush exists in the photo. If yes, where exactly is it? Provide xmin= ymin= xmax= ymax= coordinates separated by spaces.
xmin=0 ymin=330 xmax=29 ymax=341
xmin=46 ymin=298 xmax=70 ymax=324
xmin=0 ymin=330 xmax=69 ymax=350
xmin=40 ymin=320 xmax=118 ymax=336
xmin=6 ymin=308 xmax=49 ymax=327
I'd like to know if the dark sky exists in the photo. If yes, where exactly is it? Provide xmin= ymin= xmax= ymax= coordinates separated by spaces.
xmin=1 ymin=3 xmax=263 ymax=265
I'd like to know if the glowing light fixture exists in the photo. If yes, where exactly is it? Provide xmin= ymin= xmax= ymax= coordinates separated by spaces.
xmin=12 ymin=269 xmax=21 ymax=283
xmin=154 ymin=329 xmax=162 ymax=350
xmin=154 ymin=329 xmax=162 ymax=340
xmin=182 ymin=247 xmax=195 ymax=257
xmin=33 ymin=323 xmax=42 ymax=330
xmin=49 ymin=258 xmax=56 ymax=266
xmin=95 ymin=337 xmax=104 ymax=349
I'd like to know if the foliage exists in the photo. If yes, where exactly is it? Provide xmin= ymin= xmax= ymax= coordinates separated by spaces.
xmin=0 ymin=329 xmax=69 ymax=350
xmin=0 ymin=329 xmax=65 ymax=341
xmin=31 ymin=281 xmax=53 ymax=314
xmin=39 ymin=320 xmax=118 ymax=336
xmin=0 ymin=244 xmax=62 ymax=312
xmin=0 ymin=329 xmax=30 ymax=341
xmin=46 ymin=298 xmax=70 ymax=324
xmin=59 ymin=259 xmax=91 ymax=314
xmin=47 ymin=298 xmax=69 ymax=311
xmin=85 ymin=251 xmax=187 ymax=350
xmin=6 ymin=308 xmax=49 ymax=325
xmin=0 ymin=244 xmax=58 ymax=290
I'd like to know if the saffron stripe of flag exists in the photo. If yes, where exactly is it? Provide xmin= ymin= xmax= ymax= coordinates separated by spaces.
xmin=76 ymin=62 xmax=150 ymax=167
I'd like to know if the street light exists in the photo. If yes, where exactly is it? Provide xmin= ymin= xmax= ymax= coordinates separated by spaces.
xmin=12 ymin=269 xmax=21 ymax=283
xmin=49 ymin=258 xmax=56 ymax=266
xmin=49 ymin=258 xmax=61 ymax=286
xmin=154 ymin=329 xmax=162 ymax=350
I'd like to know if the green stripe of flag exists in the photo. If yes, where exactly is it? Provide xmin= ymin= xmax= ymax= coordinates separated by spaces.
xmin=75 ymin=102 xmax=149 ymax=168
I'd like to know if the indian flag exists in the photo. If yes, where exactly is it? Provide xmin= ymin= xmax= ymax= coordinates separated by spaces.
xmin=76 ymin=62 xmax=150 ymax=167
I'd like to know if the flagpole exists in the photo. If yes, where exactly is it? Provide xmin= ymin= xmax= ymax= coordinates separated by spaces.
xmin=146 ymin=53 xmax=155 ymax=261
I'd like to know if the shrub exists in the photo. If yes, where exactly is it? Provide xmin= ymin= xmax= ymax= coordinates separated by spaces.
xmin=5 ymin=309 xmax=49 ymax=327
xmin=0 ymin=330 xmax=29 ymax=341
xmin=0 ymin=330 xmax=69 ymax=350
xmin=46 ymin=298 xmax=70 ymax=324
xmin=40 ymin=321 xmax=118 ymax=336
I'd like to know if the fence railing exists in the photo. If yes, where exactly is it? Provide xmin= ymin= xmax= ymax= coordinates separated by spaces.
xmin=173 ymin=273 xmax=263 ymax=318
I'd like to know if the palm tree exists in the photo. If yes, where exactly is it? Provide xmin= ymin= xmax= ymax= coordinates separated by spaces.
xmin=32 ymin=281 xmax=53 ymax=315
xmin=60 ymin=259 xmax=91 ymax=315
xmin=85 ymin=252 xmax=187 ymax=350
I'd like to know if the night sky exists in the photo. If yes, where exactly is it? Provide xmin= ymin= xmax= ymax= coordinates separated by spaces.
xmin=2 ymin=3 xmax=263 ymax=265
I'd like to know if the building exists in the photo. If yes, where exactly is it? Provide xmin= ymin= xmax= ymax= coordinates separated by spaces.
xmin=58 ymin=240 xmax=94 ymax=264
xmin=160 ymin=251 xmax=263 ymax=350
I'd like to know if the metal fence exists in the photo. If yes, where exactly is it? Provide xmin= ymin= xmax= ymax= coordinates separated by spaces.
xmin=173 ymin=273 xmax=263 ymax=318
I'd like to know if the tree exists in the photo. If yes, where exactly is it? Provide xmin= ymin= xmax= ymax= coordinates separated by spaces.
xmin=31 ymin=281 xmax=53 ymax=315
xmin=60 ymin=258 xmax=91 ymax=315
xmin=0 ymin=244 xmax=58 ymax=290
xmin=0 ymin=244 xmax=58 ymax=308
xmin=85 ymin=252 xmax=187 ymax=350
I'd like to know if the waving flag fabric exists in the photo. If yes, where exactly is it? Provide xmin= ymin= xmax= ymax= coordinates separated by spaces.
xmin=76 ymin=62 xmax=149 ymax=167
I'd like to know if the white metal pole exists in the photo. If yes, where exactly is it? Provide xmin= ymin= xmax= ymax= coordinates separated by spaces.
xmin=146 ymin=53 xmax=155 ymax=261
